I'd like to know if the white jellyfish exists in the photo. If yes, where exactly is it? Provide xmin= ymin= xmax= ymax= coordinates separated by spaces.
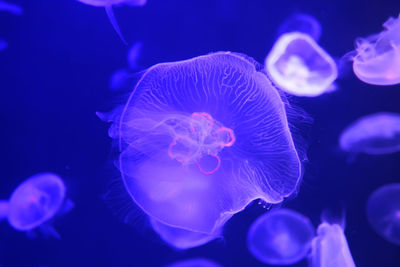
xmin=352 ymin=14 xmax=400 ymax=85
xmin=266 ymin=32 xmax=338 ymax=97
xmin=0 ymin=173 xmax=73 ymax=238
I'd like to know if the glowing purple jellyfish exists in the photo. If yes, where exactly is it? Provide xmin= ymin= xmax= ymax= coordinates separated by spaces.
xmin=352 ymin=14 xmax=400 ymax=85
xmin=77 ymin=0 xmax=146 ymax=44
xmin=366 ymin=183 xmax=400 ymax=245
xmin=339 ymin=112 xmax=400 ymax=155
xmin=309 ymin=222 xmax=356 ymax=267
xmin=247 ymin=209 xmax=315 ymax=265
xmin=166 ymin=258 xmax=222 ymax=267
xmin=266 ymin=32 xmax=337 ymax=97
xmin=101 ymin=52 xmax=306 ymax=248
xmin=0 ymin=173 xmax=72 ymax=238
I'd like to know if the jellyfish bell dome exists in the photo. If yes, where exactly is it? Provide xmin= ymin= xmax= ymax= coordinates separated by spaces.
xmin=266 ymin=32 xmax=338 ymax=97
xmin=366 ymin=183 xmax=400 ymax=245
xmin=339 ymin=112 xmax=400 ymax=155
xmin=7 ymin=173 xmax=66 ymax=231
xmin=352 ymin=14 xmax=400 ymax=85
xmin=101 ymin=51 xmax=308 ymax=241
xmin=247 ymin=208 xmax=315 ymax=265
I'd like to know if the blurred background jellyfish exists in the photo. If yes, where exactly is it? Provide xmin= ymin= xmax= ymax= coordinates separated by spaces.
xmin=265 ymin=32 xmax=338 ymax=97
xmin=247 ymin=209 xmax=315 ymax=265
xmin=0 ymin=0 xmax=22 ymax=15
xmin=77 ymin=0 xmax=147 ymax=44
xmin=366 ymin=183 xmax=400 ymax=245
xmin=309 ymin=222 xmax=356 ymax=267
xmin=0 ymin=39 xmax=7 ymax=51
xmin=165 ymin=258 xmax=222 ymax=267
xmin=101 ymin=52 xmax=307 ymax=248
xmin=352 ymin=14 xmax=400 ymax=85
xmin=277 ymin=13 xmax=322 ymax=41
xmin=339 ymin=112 xmax=400 ymax=155
xmin=0 ymin=173 xmax=72 ymax=238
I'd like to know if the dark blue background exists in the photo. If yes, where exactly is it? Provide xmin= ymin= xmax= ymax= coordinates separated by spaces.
xmin=1 ymin=0 xmax=399 ymax=266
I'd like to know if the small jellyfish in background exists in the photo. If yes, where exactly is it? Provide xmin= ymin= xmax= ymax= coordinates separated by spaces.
xmin=309 ymin=222 xmax=356 ymax=267
xmin=166 ymin=258 xmax=222 ymax=267
xmin=366 ymin=183 xmax=400 ymax=245
xmin=339 ymin=112 xmax=400 ymax=155
xmin=352 ymin=14 xmax=400 ymax=85
xmin=100 ymin=52 xmax=308 ymax=248
xmin=266 ymin=32 xmax=338 ymax=97
xmin=0 ymin=0 xmax=23 ymax=15
xmin=77 ymin=0 xmax=147 ymax=44
xmin=277 ymin=13 xmax=322 ymax=41
xmin=0 ymin=173 xmax=73 ymax=238
xmin=247 ymin=209 xmax=315 ymax=265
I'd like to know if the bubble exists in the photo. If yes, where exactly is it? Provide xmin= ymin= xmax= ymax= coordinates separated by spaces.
xmin=166 ymin=258 xmax=222 ymax=267
xmin=247 ymin=209 xmax=315 ymax=265
xmin=77 ymin=0 xmax=147 ymax=44
xmin=266 ymin=32 xmax=337 ymax=97
xmin=309 ymin=222 xmax=356 ymax=267
xmin=101 ymin=52 xmax=307 ymax=247
xmin=339 ymin=112 xmax=400 ymax=155
xmin=352 ymin=14 xmax=400 ymax=85
xmin=366 ymin=183 xmax=400 ymax=245
xmin=0 ymin=173 xmax=72 ymax=238
xmin=278 ymin=13 xmax=322 ymax=41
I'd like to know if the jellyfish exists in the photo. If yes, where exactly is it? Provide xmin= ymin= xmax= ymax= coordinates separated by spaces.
xmin=265 ymin=32 xmax=338 ymax=97
xmin=77 ymin=0 xmax=146 ymax=44
xmin=366 ymin=183 xmax=400 ymax=245
xmin=352 ymin=14 xmax=400 ymax=85
xmin=166 ymin=258 xmax=222 ymax=267
xmin=309 ymin=222 xmax=356 ymax=267
xmin=0 ymin=173 xmax=72 ymax=238
xmin=247 ymin=208 xmax=315 ymax=265
xmin=339 ymin=112 xmax=400 ymax=155
xmin=277 ymin=13 xmax=322 ymax=41
xmin=100 ymin=52 xmax=307 ymax=248
xmin=0 ymin=0 xmax=22 ymax=15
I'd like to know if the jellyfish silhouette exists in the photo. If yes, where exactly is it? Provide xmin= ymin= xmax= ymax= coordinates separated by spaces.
xmin=247 ymin=208 xmax=315 ymax=265
xmin=77 ymin=0 xmax=146 ymax=44
xmin=266 ymin=32 xmax=337 ymax=97
xmin=366 ymin=183 xmax=400 ymax=245
xmin=100 ymin=52 xmax=307 ymax=247
xmin=352 ymin=14 xmax=400 ymax=85
xmin=0 ymin=173 xmax=72 ymax=238
xmin=277 ymin=13 xmax=322 ymax=41
xmin=309 ymin=222 xmax=356 ymax=267
xmin=339 ymin=112 xmax=400 ymax=155
xmin=166 ymin=258 xmax=222 ymax=267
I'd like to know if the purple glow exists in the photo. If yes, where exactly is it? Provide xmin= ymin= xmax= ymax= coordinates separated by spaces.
xmin=352 ymin=14 xmax=400 ymax=85
xmin=101 ymin=52 xmax=305 ymax=246
xmin=247 ymin=209 xmax=315 ymax=265
xmin=166 ymin=258 xmax=222 ymax=267
xmin=278 ymin=13 xmax=322 ymax=41
xmin=367 ymin=183 xmax=400 ymax=245
xmin=7 ymin=173 xmax=66 ymax=231
xmin=339 ymin=112 xmax=400 ymax=155
xmin=266 ymin=32 xmax=337 ymax=97
xmin=309 ymin=223 xmax=356 ymax=267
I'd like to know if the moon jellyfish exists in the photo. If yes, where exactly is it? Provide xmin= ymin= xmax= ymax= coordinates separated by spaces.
xmin=247 ymin=209 xmax=315 ymax=265
xmin=266 ymin=32 xmax=338 ymax=97
xmin=352 ymin=14 xmax=400 ymax=85
xmin=0 ymin=173 xmax=72 ymax=238
xmin=101 ymin=52 xmax=307 ymax=247
xmin=0 ymin=0 xmax=22 ymax=15
xmin=339 ymin=112 xmax=400 ymax=155
xmin=77 ymin=0 xmax=147 ymax=44
xmin=166 ymin=258 xmax=222 ymax=267
xmin=309 ymin=222 xmax=356 ymax=267
xmin=366 ymin=183 xmax=400 ymax=245
xmin=278 ymin=13 xmax=322 ymax=41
